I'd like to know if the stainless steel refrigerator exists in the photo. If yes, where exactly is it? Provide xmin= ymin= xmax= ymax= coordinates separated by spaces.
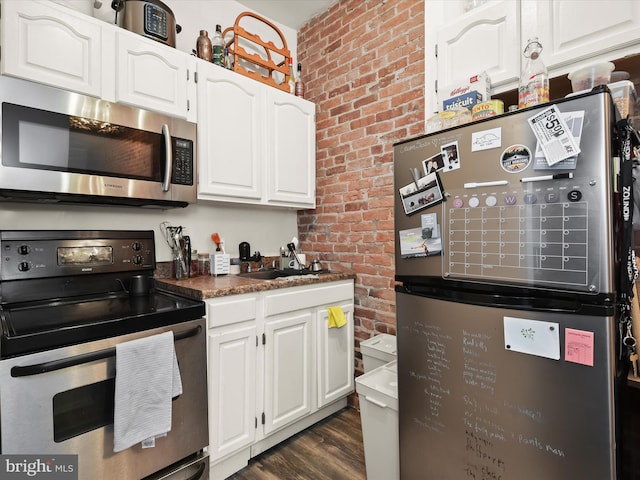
xmin=393 ymin=89 xmax=629 ymax=479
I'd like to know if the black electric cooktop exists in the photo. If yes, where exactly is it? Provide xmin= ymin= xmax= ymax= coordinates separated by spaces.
xmin=0 ymin=289 xmax=205 ymax=358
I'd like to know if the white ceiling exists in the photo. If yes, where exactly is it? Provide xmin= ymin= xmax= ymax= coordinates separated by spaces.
xmin=236 ymin=0 xmax=335 ymax=29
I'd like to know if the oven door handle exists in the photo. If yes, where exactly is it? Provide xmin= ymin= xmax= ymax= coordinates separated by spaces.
xmin=10 ymin=325 xmax=202 ymax=378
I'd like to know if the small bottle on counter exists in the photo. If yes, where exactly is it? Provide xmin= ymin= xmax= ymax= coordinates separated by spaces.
xmin=196 ymin=30 xmax=212 ymax=62
xmin=287 ymin=58 xmax=296 ymax=94
xmin=224 ymin=47 xmax=234 ymax=70
xmin=295 ymin=62 xmax=305 ymax=98
xmin=190 ymin=249 xmax=199 ymax=277
xmin=518 ymin=37 xmax=549 ymax=109
xmin=212 ymin=25 xmax=225 ymax=67
xmin=198 ymin=252 xmax=210 ymax=276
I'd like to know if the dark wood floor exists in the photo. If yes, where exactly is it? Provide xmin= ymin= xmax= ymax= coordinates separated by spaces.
xmin=228 ymin=407 xmax=366 ymax=480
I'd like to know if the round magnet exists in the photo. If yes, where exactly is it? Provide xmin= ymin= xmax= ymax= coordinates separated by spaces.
xmin=500 ymin=145 xmax=532 ymax=173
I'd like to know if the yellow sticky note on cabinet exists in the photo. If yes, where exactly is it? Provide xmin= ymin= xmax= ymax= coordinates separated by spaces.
xmin=327 ymin=306 xmax=347 ymax=328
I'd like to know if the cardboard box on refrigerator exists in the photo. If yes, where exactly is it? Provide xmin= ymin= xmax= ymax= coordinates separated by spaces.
xmin=439 ymin=72 xmax=491 ymax=111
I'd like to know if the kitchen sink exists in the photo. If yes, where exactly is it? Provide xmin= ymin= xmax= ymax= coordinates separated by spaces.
xmin=237 ymin=268 xmax=326 ymax=280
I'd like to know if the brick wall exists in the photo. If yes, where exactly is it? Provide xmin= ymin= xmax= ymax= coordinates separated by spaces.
xmin=296 ymin=0 xmax=425 ymax=380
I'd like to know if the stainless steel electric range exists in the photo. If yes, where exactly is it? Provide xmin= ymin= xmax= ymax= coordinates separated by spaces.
xmin=0 ymin=230 xmax=209 ymax=480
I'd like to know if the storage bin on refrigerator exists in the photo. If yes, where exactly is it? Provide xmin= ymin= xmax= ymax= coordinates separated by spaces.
xmin=356 ymin=360 xmax=399 ymax=480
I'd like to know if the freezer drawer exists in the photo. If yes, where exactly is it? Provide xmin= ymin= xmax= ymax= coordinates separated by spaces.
xmin=396 ymin=290 xmax=617 ymax=480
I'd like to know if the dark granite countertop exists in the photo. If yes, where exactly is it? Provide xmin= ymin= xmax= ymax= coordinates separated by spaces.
xmin=155 ymin=271 xmax=355 ymax=300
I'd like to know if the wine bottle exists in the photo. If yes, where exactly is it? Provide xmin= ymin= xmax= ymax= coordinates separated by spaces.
xmin=295 ymin=63 xmax=305 ymax=98
xmin=212 ymin=24 xmax=225 ymax=67
xmin=287 ymin=58 xmax=296 ymax=94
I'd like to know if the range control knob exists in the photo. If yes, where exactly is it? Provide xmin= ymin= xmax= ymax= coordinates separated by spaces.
xmin=18 ymin=261 xmax=30 ymax=272
xmin=132 ymin=242 xmax=142 ymax=251
xmin=17 ymin=244 xmax=30 ymax=255
xmin=132 ymin=255 xmax=144 ymax=265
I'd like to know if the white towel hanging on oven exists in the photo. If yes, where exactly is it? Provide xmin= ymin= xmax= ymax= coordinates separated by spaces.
xmin=113 ymin=331 xmax=182 ymax=453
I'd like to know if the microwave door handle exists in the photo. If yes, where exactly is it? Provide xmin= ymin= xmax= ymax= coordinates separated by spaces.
xmin=161 ymin=123 xmax=172 ymax=192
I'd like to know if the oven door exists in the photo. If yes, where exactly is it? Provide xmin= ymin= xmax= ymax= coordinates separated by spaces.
xmin=0 ymin=76 xmax=196 ymax=207
xmin=0 ymin=318 xmax=208 ymax=480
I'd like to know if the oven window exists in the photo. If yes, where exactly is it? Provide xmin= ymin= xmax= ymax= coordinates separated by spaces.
xmin=2 ymin=103 xmax=163 ymax=181
xmin=52 ymin=378 xmax=115 ymax=442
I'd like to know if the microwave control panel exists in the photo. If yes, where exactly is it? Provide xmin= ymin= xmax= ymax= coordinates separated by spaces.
xmin=172 ymin=138 xmax=194 ymax=186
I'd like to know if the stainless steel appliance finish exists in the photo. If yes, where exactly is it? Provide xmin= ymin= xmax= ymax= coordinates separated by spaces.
xmin=0 ymin=319 xmax=209 ymax=480
xmin=393 ymin=89 xmax=622 ymax=479
xmin=0 ymin=76 xmax=196 ymax=208
xmin=0 ymin=230 xmax=208 ymax=480
xmin=120 ymin=0 xmax=180 ymax=48
xmin=395 ymin=91 xmax=615 ymax=296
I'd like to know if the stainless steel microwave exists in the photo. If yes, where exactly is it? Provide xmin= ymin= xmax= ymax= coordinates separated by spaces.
xmin=0 ymin=76 xmax=196 ymax=208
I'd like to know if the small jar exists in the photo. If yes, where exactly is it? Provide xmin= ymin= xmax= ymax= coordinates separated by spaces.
xmin=198 ymin=252 xmax=210 ymax=276
xmin=190 ymin=249 xmax=199 ymax=277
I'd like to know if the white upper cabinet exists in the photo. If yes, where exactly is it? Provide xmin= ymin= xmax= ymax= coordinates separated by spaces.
xmin=523 ymin=0 xmax=640 ymax=74
xmin=436 ymin=0 xmax=520 ymax=92
xmin=266 ymin=88 xmax=316 ymax=206
xmin=197 ymin=62 xmax=316 ymax=209
xmin=2 ymin=1 xmax=195 ymax=118
xmin=114 ymin=29 xmax=192 ymax=119
xmin=196 ymin=62 xmax=264 ymax=201
xmin=427 ymin=0 xmax=640 ymax=112
xmin=1 ymin=0 xmax=102 ymax=97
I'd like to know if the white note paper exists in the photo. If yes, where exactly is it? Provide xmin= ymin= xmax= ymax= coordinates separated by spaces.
xmin=504 ymin=316 xmax=560 ymax=360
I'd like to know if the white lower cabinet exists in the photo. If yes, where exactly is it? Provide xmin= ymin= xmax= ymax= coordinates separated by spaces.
xmin=208 ymin=321 xmax=257 ymax=461
xmin=205 ymin=280 xmax=354 ymax=479
xmin=263 ymin=310 xmax=313 ymax=435
xmin=317 ymin=302 xmax=355 ymax=408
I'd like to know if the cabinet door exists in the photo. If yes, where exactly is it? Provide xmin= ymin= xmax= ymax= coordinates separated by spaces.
xmin=525 ymin=0 xmax=640 ymax=72
xmin=316 ymin=303 xmax=355 ymax=408
xmin=266 ymin=89 xmax=316 ymax=208
xmin=115 ymin=30 xmax=189 ymax=118
xmin=263 ymin=311 xmax=313 ymax=435
xmin=197 ymin=63 xmax=264 ymax=201
xmin=436 ymin=0 xmax=520 ymax=93
xmin=208 ymin=323 xmax=257 ymax=461
xmin=1 ymin=0 xmax=102 ymax=97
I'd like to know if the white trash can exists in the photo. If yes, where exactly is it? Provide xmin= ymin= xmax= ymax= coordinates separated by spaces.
xmin=360 ymin=333 xmax=397 ymax=372
xmin=356 ymin=360 xmax=399 ymax=480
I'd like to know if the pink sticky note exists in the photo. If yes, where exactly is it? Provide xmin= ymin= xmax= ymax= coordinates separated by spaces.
xmin=565 ymin=328 xmax=594 ymax=366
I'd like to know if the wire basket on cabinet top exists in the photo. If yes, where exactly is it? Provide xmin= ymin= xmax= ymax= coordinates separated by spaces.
xmin=223 ymin=11 xmax=292 ymax=93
